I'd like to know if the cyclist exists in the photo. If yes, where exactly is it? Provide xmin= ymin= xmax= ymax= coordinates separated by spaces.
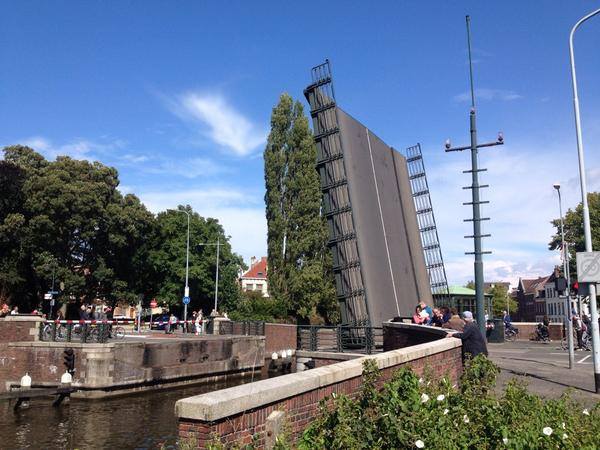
xmin=503 ymin=310 xmax=516 ymax=332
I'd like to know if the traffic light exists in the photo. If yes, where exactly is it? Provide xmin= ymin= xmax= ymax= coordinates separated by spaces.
xmin=64 ymin=348 xmax=75 ymax=375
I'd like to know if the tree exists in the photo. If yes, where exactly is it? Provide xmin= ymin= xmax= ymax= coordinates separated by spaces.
xmin=148 ymin=207 xmax=243 ymax=315
xmin=488 ymin=284 xmax=518 ymax=318
xmin=549 ymin=192 xmax=600 ymax=279
xmin=264 ymin=94 xmax=338 ymax=323
xmin=0 ymin=146 xmax=157 ymax=311
xmin=465 ymin=280 xmax=475 ymax=290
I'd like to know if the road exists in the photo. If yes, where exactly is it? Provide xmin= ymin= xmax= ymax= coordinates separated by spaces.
xmin=488 ymin=340 xmax=600 ymax=406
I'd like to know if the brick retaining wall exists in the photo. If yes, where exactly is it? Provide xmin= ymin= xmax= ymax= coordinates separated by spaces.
xmin=176 ymin=338 xmax=462 ymax=448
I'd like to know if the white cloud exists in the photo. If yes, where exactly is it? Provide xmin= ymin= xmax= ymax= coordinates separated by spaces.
xmin=171 ymin=92 xmax=266 ymax=156
xmin=454 ymin=88 xmax=522 ymax=103
xmin=20 ymin=136 xmax=125 ymax=161
xmin=137 ymin=187 xmax=266 ymax=264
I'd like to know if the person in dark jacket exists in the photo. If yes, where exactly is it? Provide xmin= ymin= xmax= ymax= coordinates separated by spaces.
xmin=448 ymin=311 xmax=488 ymax=360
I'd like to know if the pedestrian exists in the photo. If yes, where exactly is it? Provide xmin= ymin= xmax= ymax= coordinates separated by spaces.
xmin=10 ymin=305 xmax=19 ymax=315
xmin=447 ymin=311 xmax=488 ymax=360
xmin=412 ymin=305 xmax=426 ymax=325
xmin=431 ymin=308 xmax=444 ymax=327
xmin=195 ymin=310 xmax=203 ymax=336
xmin=419 ymin=301 xmax=433 ymax=322
xmin=442 ymin=308 xmax=465 ymax=332
xmin=0 ymin=303 xmax=9 ymax=317
xmin=573 ymin=314 xmax=584 ymax=350
xmin=441 ymin=306 xmax=451 ymax=324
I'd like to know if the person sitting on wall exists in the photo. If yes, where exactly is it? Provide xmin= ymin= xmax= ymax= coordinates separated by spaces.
xmin=442 ymin=308 xmax=465 ymax=332
xmin=0 ymin=303 xmax=9 ymax=317
xmin=431 ymin=308 xmax=444 ymax=327
xmin=10 ymin=306 xmax=19 ymax=315
xmin=412 ymin=305 xmax=426 ymax=325
xmin=447 ymin=311 xmax=488 ymax=360
xmin=441 ymin=306 xmax=452 ymax=324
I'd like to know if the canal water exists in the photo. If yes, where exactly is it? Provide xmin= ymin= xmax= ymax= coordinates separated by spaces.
xmin=1 ymin=374 xmax=263 ymax=450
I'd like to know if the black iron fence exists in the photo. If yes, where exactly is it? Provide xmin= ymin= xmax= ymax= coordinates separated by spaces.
xmin=216 ymin=320 xmax=265 ymax=336
xmin=297 ymin=325 xmax=384 ymax=354
xmin=39 ymin=321 xmax=113 ymax=343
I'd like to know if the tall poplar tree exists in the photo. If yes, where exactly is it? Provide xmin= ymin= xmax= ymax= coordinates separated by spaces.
xmin=264 ymin=94 xmax=338 ymax=323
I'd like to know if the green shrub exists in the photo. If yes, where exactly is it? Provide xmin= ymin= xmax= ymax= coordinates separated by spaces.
xmin=298 ymin=355 xmax=599 ymax=450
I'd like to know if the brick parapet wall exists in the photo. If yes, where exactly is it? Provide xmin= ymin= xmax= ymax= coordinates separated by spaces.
xmin=511 ymin=322 xmax=562 ymax=341
xmin=264 ymin=323 xmax=296 ymax=355
xmin=0 ymin=316 xmax=43 ymax=342
xmin=176 ymin=339 xmax=462 ymax=448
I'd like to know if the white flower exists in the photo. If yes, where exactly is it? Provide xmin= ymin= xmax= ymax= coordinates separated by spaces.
xmin=443 ymin=408 xmax=449 ymax=415
xmin=463 ymin=414 xmax=469 ymax=423
xmin=583 ymin=408 xmax=590 ymax=415
xmin=562 ymin=433 xmax=568 ymax=439
xmin=502 ymin=438 xmax=508 ymax=445
xmin=561 ymin=422 xmax=565 ymax=429
xmin=543 ymin=427 xmax=553 ymax=436
xmin=437 ymin=394 xmax=445 ymax=401
xmin=418 ymin=378 xmax=424 ymax=384
xmin=415 ymin=440 xmax=425 ymax=449
xmin=420 ymin=393 xmax=430 ymax=403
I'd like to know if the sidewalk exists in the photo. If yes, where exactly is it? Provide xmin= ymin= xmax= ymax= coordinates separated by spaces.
xmin=488 ymin=341 xmax=600 ymax=407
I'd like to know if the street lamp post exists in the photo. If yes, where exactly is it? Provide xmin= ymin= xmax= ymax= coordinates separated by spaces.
xmin=553 ymin=183 xmax=575 ymax=369
xmin=198 ymin=239 xmax=221 ymax=314
xmin=569 ymin=7 xmax=600 ymax=393
xmin=168 ymin=208 xmax=191 ymax=331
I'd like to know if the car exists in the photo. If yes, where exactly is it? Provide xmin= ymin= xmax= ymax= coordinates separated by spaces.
xmin=150 ymin=314 xmax=170 ymax=330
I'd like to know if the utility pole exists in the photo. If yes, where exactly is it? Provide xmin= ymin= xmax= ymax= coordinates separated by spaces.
xmin=198 ymin=240 xmax=221 ymax=314
xmin=554 ymin=183 xmax=575 ymax=369
xmin=445 ymin=15 xmax=504 ymax=335
xmin=569 ymin=7 xmax=600 ymax=393
xmin=168 ymin=208 xmax=191 ymax=331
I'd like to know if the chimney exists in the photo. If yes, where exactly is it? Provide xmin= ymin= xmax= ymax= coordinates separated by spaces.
xmin=250 ymin=256 xmax=257 ymax=268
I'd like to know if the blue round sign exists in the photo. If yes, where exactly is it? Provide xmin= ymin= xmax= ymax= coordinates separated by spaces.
xmin=182 ymin=296 xmax=190 ymax=305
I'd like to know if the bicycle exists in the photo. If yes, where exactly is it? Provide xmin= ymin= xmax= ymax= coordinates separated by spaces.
xmin=42 ymin=322 xmax=67 ymax=341
xmin=561 ymin=330 xmax=592 ymax=351
xmin=504 ymin=327 xmax=518 ymax=342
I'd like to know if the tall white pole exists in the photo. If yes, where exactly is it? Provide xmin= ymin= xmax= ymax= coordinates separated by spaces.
xmin=169 ymin=208 xmax=191 ymax=331
xmin=569 ymin=7 xmax=600 ymax=392
xmin=214 ymin=238 xmax=220 ymax=313
xmin=556 ymin=186 xmax=575 ymax=368
xmin=184 ymin=211 xmax=190 ymax=330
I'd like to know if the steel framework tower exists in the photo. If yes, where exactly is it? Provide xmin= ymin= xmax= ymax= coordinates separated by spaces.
xmin=406 ymin=144 xmax=450 ymax=303
xmin=304 ymin=60 xmax=369 ymax=325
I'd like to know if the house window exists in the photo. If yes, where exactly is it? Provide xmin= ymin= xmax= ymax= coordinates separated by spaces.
xmin=256 ymin=283 xmax=263 ymax=291
xmin=246 ymin=284 xmax=254 ymax=291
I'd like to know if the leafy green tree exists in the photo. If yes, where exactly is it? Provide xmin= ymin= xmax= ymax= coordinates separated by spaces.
xmin=488 ymin=284 xmax=518 ymax=317
xmin=264 ymin=94 xmax=338 ymax=323
xmin=148 ymin=207 xmax=243 ymax=315
xmin=549 ymin=192 xmax=600 ymax=279
xmin=0 ymin=146 xmax=157 ymax=311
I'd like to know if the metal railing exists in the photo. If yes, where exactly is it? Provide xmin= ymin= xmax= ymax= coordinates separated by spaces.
xmin=38 ymin=319 xmax=133 ymax=343
xmin=297 ymin=325 xmax=384 ymax=354
xmin=213 ymin=320 xmax=265 ymax=336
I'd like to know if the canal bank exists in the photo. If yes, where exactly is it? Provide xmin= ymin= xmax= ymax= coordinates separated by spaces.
xmin=1 ymin=317 xmax=297 ymax=398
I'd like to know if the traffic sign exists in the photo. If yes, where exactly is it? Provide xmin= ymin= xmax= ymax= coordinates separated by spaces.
xmin=150 ymin=299 xmax=157 ymax=308
xmin=182 ymin=296 xmax=190 ymax=305
xmin=44 ymin=293 xmax=52 ymax=300
xmin=576 ymin=251 xmax=600 ymax=283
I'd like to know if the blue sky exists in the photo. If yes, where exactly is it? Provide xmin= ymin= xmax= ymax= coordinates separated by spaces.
xmin=1 ymin=1 xmax=600 ymax=287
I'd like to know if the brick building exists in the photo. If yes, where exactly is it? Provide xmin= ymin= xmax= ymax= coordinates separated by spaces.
xmin=240 ymin=256 xmax=269 ymax=297
xmin=513 ymin=276 xmax=550 ymax=322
